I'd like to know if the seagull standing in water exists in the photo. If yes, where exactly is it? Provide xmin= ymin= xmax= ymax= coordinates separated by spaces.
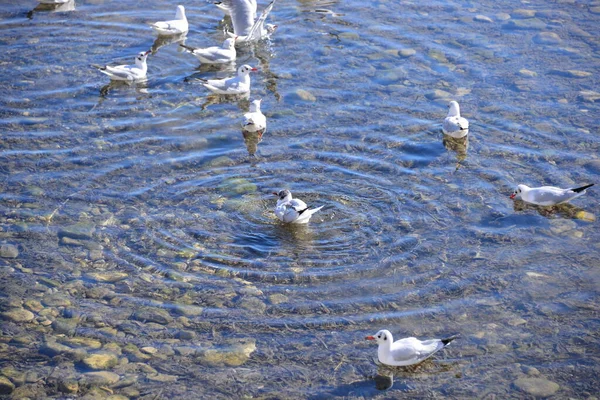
xmin=93 ymin=50 xmax=151 ymax=82
xmin=510 ymin=183 xmax=594 ymax=206
xmin=198 ymin=64 xmax=257 ymax=94
xmin=442 ymin=101 xmax=469 ymax=138
xmin=273 ymin=190 xmax=324 ymax=224
xmin=180 ymin=38 xmax=237 ymax=64
xmin=243 ymin=99 xmax=266 ymax=133
xmin=366 ymin=330 xmax=457 ymax=367
xmin=220 ymin=0 xmax=278 ymax=43
xmin=151 ymin=5 xmax=188 ymax=36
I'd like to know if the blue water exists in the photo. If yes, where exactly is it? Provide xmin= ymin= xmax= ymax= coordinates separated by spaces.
xmin=0 ymin=0 xmax=599 ymax=398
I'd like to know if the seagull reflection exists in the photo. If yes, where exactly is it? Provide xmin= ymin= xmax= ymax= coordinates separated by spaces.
xmin=512 ymin=198 xmax=591 ymax=220
xmin=28 ymin=0 xmax=75 ymax=17
xmin=442 ymin=134 xmax=468 ymax=170
xmin=151 ymin=33 xmax=187 ymax=54
xmin=373 ymin=372 xmax=394 ymax=391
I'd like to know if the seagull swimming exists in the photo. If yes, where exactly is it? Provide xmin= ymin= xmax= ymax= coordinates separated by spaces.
xmin=273 ymin=189 xmax=324 ymax=224
xmin=510 ymin=183 xmax=594 ymax=206
xmin=243 ymin=99 xmax=266 ymax=133
xmin=442 ymin=101 xmax=469 ymax=138
xmin=151 ymin=5 xmax=188 ymax=36
xmin=180 ymin=38 xmax=236 ymax=64
xmin=198 ymin=64 xmax=257 ymax=95
xmin=93 ymin=50 xmax=151 ymax=82
xmin=222 ymin=0 xmax=278 ymax=43
xmin=366 ymin=330 xmax=457 ymax=367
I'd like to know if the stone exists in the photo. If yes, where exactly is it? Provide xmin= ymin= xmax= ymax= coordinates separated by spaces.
xmin=81 ymin=371 xmax=120 ymax=386
xmin=0 ymin=375 xmax=15 ymax=395
xmin=85 ymin=271 xmax=128 ymax=283
xmin=176 ymin=330 xmax=196 ymax=340
xmin=59 ymin=337 xmax=102 ymax=349
xmin=52 ymin=318 xmax=78 ymax=335
xmin=399 ymin=48 xmax=416 ymax=57
xmin=58 ymin=378 xmax=79 ymax=394
xmin=237 ymin=296 xmax=266 ymax=314
xmin=474 ymin=15 xmax=493 ymax=23
xmin=58 ymin=222 xmax=95 ymax=240
xmin=425 ymin=89 xmax=452 ymax=100
xmin=503 ymin=19 xmax=546 ymax=30
xmin=578 ymin=90 xmax=600 ymax=103
xmin=140 ymin=347 xmax=158 ymax=355
xmin=514 ymin=377 xmax=559 ymax=397
xmin=172 ymin=304 xmax=203 ymax=317
xmin=23 ymin=299 xmax=43 ymax=312
xmin=511 ymin=9 xmax=536 ymax=18
xmin=551 ymin=70 xmax=593 ymax=78
xmin=174 ymin=346 xmax=196 ymax=356
xmin=518 ymin=69 xmax=537 ymax=77
xmin=533 ymin=32 xmax=561 ymax=44
xmin=107 ymin=396 xmax=129 ymax=400
xmin=82 ymin=353 xmax=119 ymax=370
xmin=132 ymin=309 xmax=173 ymax=325
xmin=0 ymin=244 xmax=18 ymax=258
xmin=42 ymin=293 xmax=72 ymax=307
xmin=196 ymin=338 xmax=256 ymax=367
xmin=268 ymin=293 xmax=288 ymax=305
xmin=575 ymin=211 xmax=595 ymax=222
xmin=295 ymin=89 xmax=316 ymax=102
xmin=147 ymin=373 xmax=177 ymax=383
xmin=2 ymin=308 xmax=34 ymax=323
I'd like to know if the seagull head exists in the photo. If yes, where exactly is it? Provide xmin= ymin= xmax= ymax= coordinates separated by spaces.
xmin=366 ymin=329 xmax=392 ymax=345
xmin=223 ymin=37 xmax=236 ymax=49
xmin=135 ymin=50 xmax=151 ymax=65
xmin=273 ymin=189 xmax=292 ymax=201
xmin=176 ymin=5 xmax=186 ymax=20
xmin=249 ymin=98 xmax=262 ymax=112
xmin=266 ymin=24 xmax=278 ymax=34
xmin=448 ymin=100 xmax=461 ymax=117
xmin=510 ymin=184 xmax=528 ymax=200
xmin=238 ymin=65 xmax=258 ymax=76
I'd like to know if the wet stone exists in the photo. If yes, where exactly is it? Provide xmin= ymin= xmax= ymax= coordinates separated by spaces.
xmin=2 ymin=308 xmax=34 ymax=323
xmin=86 ymin=271 xmax=128 ymax=282
xmin=23 ymin=299 xmax=44 ymax=312
xmin=474 ymin=15 xmax=493 ymax=23
xmin=268 ymin=293 xmax=288 ymax=305
xmin=176 ymin=330 xmax=196 ymax=340
xmin=42 ymin=293 xmax=72 ymax=307
xmin=533 ymin=32 xmax=561 ymax=44
xmin=58 ymin=222 xmax=95 ymax=240
xmin=295 ymin=89 xmax=317 ymax=102
xmin=0 ymin=375 xmax=15 ymax=395
xmin=132 ymin=309 xmax=173 ymax=325
xmin=514 ymin=377 xmax=560 ymax=397
xmin=551 ymin=69 xmax=592 ymax=78
xmin=511 ymin=9 xmax=536 ymax=18
xmin=425 ymin=89 xmax=452 ymax=100
xmin=147 ymin=373 xmax=177 ymax=383
xmin=237 ymin=296 xmax=266 ymax=314
xmin=58 ymin=378 xmax=79 ymax=394
xmin=399 ymin=48 xmax=416 ymax=57
xmin=82 ymin=353 xmax=119 ymax=370
xmin=172 ymin=304 xmax=203 ymax=317
xmin=52 ymin=318 xmax=78 ymax=335
xmin=196 ymin=338 xmax=256 ymax=367
xmin=578 ymin=91 xmax=600 ymax=103
xmin=0 ymin=244 xmax=19 ymax=258
xmin=81 ymin=371 xmax=120 ymax=385
xmin=503 ymin=19 xmax=546 ymax=30
xmin=518 ymin=69 xmax=537 ymax=77
xmin=140 ymin=346 xmax=158 ymax=355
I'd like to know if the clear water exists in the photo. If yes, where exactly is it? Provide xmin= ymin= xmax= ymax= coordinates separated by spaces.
xmin=1 ymin=0 xmax=599 ymax=398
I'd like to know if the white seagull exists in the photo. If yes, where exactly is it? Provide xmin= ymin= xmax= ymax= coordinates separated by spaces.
xmin=214 ymin=0 xmax=256 ymax=17
xmin=221 ymin=0 xmax=278 ymax=43
xmin=510 ymin=183 xmax=594 ymax=206
xmin=180 ymin=38 xmax=236 ymax=64
xmin=243 ymin=99 xmax=266 ymax=133
xmin=151 ymin=5 xmax=188 ymax=36
xmin=442 ymin=101 xmax=469 ymax=138
xmin=93 ymin=50 xmax=151 ymax=82
xmin=273 ymin=189 xmax=324 ymax=224
xmin=366 ymin=330 xmax=457 ymax=367
xmin=198 ymin=64 xmax=257 ymax=95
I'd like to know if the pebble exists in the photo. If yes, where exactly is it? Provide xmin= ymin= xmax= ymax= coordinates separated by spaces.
xmin=514 ymin=377 xmax=560 ymax=397
xmin=268 ymin=293 xmax=288 ymax=305
xmin=578 ymin=90 xmax=600 ymax=103
xmin=132 ymin=309 xmax=173 ymax=325
xmin=82 ymin=353 xmax=119 ymax=370
xmin=533 ymin=32 xmax=561 ymax=44
xmin=425 ymin=89 xmax=452 ymax=100
xmin=58 ymin=378 xmax=79 ymax=394
xmin=511 ymin=9 xmax=536 ymax=18
xmin=85 ymin=271 xmax=128 ymax=283
xmin=237 ymin=296 xmax=267 ymax=314
xmin=2 ymin=308 xmax=35 ymax=323
xmin=140 ymin=346 xmax=158 ymax=355
xmin=196 ymin=338 xmax=256 ymax=367
xmin=551 ymin=70 xmax=593 ymax=78
xmin=0 ymin=375 xmax=15 ymax=395
xmin=147 ymin=373 xmax=178 ymax=383
xmin=0 ymin=244 xmax=19 ymax=258
xmin=399 ymin=48 xmax=416 ymax=57
xmin=81 ymin=371 xmax=120 ymax=385
xmin=474 ymin=15 xmax=493 ymax=23
xmin=503 ymin=19 xmax=547 ymax=30
xmin=58 ymin=222 xmax=95 ymax=240
xmin=518 ymin=69 xmax=538 ymax=77
xmin=294 ymin=89 xmax=317 ymax=102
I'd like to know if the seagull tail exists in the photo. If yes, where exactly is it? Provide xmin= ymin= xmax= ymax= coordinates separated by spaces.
xmin=571 ymin=183 xmax=594 ymax=193
xmin=441 ymin=334 xmax=460 ymax=346
xmin=91 ymin=64 xmax=105 ymax=71
xmin=179 ymin=44 xmax=196 ymax=52
xmin=306 ymin=205 xmax=324 ymax=216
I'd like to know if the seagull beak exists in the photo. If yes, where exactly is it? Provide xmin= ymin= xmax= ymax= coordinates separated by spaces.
xmin=365 ymin=335 xmax=375 ymax=341
xmin=144 ymin=50 xmax=151 ymax=55
xmin=251 ymin=68 xmax=258 ymax=72
xmin=272 ymin=192 xmax=278 ymax=196
xmin=509 ymin=193 xmax=516 ymax=199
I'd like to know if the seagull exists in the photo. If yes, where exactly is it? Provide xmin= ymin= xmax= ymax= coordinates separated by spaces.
xmin=198 ymin=64 xmax=257 ymax=95
xmin=510 ymin=183 xmax=594 ymax=206
xmin=366 ymin=330 xmax=457 ymax=367
xmin=151 ymin=5 xmax=188 ymax=36
xmin=222 ymin=0 xmax=278 ymax=43
xmin=442 ymin=101 xmax=469 ymax=138
xmin=39 ymin=0 xmax=70 ymax=3
xmin=93 ymin=50 xmax=151 ymax=82
xmin=273 ymin=189 xmax=324 ymax=224
xmin=180 ymin=38 xmax=236 ymax=64
xmin=214 ymin=0 xmax=256 ymax=17
xmin=243 ymin=99 xmax=266 ymax=133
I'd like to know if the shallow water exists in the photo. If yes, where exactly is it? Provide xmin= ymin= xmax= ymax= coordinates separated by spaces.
xmin=1 ymin=0 xmax=599 ymax=398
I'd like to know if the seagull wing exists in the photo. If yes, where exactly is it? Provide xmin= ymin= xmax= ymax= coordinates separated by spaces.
xmin=245 ymin=0 xmax=276 ymax=41
xmin=219 ymin=0 xmax=255 ymax=36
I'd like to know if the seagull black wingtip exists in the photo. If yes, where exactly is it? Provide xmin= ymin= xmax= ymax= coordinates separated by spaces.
xmin=571 ymin=183 xmax=594 ymax=193
xmin=441 ymin=334 xmax=460 ymax=346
